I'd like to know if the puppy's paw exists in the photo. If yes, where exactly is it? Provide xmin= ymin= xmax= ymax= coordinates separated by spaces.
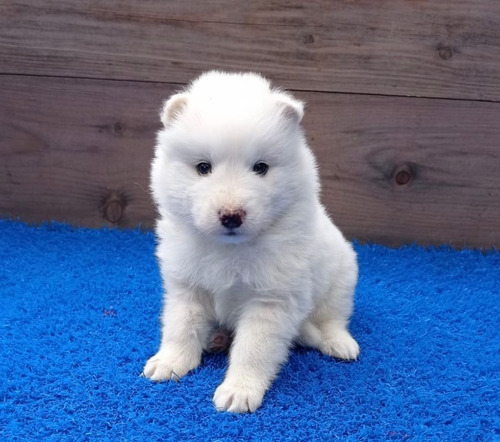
xmin=213 ymin=379 xmax=265 ymax=413
xmin=142 ymin=346 xmax=201 ymax=382
xmin=206 ymin=327 xmax=232 ymax=353
xmin=320 ymin=330 xmax=360 ymax=361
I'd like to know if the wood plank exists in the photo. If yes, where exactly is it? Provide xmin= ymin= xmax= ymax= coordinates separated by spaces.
xmin=1 ymin=0 xmax=500 ymax=100
xmin=296 ymin=91 xmax=500 ymax=247
xmin=0 ymin=75 xmax=168 ymax=228
xmin=1 ymin=75 xmax=499 ymax=247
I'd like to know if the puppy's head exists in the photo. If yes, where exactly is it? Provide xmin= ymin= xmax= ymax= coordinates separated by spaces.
xmin=151 ymin=71 xmax=317 ymax=243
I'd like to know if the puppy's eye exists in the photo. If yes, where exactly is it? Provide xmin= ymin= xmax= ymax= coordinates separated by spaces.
xmin=196 ymin=162 xmax=212 ymax=175
xmin=252 ymin=162 xmax=269 ymax=176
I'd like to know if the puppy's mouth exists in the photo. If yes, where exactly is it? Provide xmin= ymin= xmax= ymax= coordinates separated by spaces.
xmin=219 ymin=229 xmax=248 ymax=244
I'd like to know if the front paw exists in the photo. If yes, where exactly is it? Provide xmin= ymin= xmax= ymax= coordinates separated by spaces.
xmin=213 ymin=379 xmax=265 ymax=413
xmin=142 ymin=345 xmax=201 ymax=382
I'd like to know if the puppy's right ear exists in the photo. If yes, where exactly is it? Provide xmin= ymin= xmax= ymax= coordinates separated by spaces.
xmin=273 ymin=92 xmax=304 ymax=124
xmin=160 ymin=93 xmax=189 ymax=127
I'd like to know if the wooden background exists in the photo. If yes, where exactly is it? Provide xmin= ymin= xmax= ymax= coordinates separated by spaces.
xmin=1 ymin=0 xmax=499 ymax=247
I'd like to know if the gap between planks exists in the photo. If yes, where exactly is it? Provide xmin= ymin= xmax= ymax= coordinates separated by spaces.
xmin=1 ymin=72 xmax=500 ymax=106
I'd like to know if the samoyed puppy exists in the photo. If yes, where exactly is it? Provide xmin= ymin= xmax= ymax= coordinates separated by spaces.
xmin=143 ymin=71 xmax=359 ymax=413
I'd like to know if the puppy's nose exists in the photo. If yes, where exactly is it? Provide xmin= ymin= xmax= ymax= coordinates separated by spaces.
xmin=219 ymin=209 xmax=246 ymax=229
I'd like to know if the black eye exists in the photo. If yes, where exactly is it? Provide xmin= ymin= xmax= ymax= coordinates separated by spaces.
xmin=196 ymin=162 xmax=212 ymax=175
xmin=252 ymin=162 xmax=269 ymax=176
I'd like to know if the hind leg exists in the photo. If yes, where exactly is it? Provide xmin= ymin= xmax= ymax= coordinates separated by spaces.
xmin=317 ymin=319 xmax=359 ymax=360
xmin=299 ymin=317 xmax=359 ymax=360
xmin=298 ymin=275 xmax=359 ymax=360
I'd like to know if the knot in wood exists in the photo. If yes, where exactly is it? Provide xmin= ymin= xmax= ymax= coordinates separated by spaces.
xmin=113 ymin=122 xmax=125 ymax=135
xmin=438 ymin=46 xmax=453 ymax=60
xmin=393 ymin=164 xmax=414 ymax=186
xmin=103 ymin=193 xmax=125 ymax=224
xmin=302 ymin=34 xmax=315 ymax=45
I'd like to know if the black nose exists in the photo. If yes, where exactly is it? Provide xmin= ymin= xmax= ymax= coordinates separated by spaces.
xmin=219 ymin=209 xmax=245 ymax=229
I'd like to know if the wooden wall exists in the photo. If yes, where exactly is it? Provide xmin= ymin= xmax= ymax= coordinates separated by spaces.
xmin=1 ymin=1 xmax=499 ymax=247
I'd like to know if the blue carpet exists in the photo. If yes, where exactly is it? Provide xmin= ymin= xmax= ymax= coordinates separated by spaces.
xmin=0 ymin=220 xmax=498 ymax=441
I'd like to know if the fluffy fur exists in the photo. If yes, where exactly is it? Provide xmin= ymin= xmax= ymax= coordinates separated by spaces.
xmin=143 ymin=71 xmax=359 ymax=413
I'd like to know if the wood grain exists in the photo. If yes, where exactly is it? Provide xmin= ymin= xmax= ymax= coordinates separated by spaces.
xmin=0 ymin=75 xmax=168 ymax=228
xmin=1 ymin=0 xmax=500 ymax=100
xmin=1 ymin=75 xmax=499 ymax=247
xmin=297 ymin=91 xmax=500 ymax=247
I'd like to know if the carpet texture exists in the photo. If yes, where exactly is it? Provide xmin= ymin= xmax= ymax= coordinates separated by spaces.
xmin=0 ymin=220 xmax=498 ymax=441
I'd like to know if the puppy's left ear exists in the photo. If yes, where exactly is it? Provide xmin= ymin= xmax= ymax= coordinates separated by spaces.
xmin=160 ymin=92 xmax=190 ymax=127
xmin=274 ymin=92 xmax=304 ymax=124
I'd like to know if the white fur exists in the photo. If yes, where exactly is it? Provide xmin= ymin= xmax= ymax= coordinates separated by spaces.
xmin=143 ymin=71 xmax=359 ymax=413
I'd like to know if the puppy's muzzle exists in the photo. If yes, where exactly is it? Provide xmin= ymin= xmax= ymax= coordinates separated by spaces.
xmin=219 ymin=209 xmax=246 ymax=229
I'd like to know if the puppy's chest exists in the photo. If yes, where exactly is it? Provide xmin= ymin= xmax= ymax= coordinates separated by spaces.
xmin=210 ymin=283 xmax=250 ymax=328
xmin=174 ymin=243 xmax=268 ymax=292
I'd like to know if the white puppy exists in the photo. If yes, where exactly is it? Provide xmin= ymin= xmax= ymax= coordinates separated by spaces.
xmin=144 ymin=71 xmax=359 ymax=413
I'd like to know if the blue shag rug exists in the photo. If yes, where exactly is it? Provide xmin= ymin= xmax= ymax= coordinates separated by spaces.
xmin=0 ymin=220 xmax=498 ymax=441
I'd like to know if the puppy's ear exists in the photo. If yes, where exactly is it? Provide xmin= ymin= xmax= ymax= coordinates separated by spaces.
xmin=160 ymin=93 xmax=189 ymax=127
xmin=275 ymin=92 xmax=304 ymax=124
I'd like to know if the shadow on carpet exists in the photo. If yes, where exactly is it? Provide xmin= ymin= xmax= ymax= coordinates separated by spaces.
xmin=0 ymin=220 xmax=498 ymax=440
